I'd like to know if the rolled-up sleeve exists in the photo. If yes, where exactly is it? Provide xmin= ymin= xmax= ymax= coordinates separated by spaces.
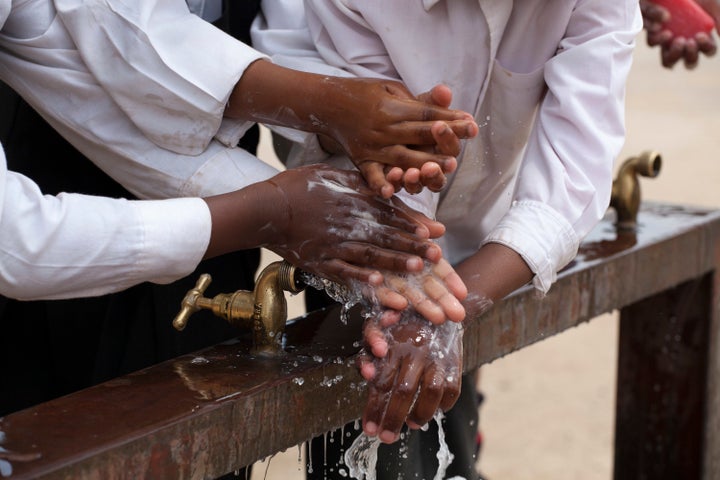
xmin=487 ymin=0 xmax=641 ymax=293
xmin=0 ymin=152 xmax=210 ymax=300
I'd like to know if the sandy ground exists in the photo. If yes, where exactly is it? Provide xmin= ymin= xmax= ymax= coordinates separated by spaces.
xmin=250 ymin=37 xmax=720 ymax=480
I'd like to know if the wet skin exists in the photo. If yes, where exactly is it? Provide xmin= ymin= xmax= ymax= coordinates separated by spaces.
xmin=204 ymin=164 xmax=466 ymax=320
xmin=227 ymin=60 xmax=479 ymax=198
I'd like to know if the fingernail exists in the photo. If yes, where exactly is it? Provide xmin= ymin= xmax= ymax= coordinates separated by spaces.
xmin=379 ymin=430 xmax=398 ymax=444
xmin=368 ymin=272 xmax=383 ymax=286
xmin=407 ymin=421 xmax=423 ymax=430
xmin=364 ymin=422 xmax=378 ymax=435
xmin=407 ymin=257 xmax=423 ymax=271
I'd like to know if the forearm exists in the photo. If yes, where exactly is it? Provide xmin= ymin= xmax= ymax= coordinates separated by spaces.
xmin=203 ymin=179 xmax=286 ymax=259
xmin=226 ymin=59 xmax=357 ymax=136
xmin=454 ymin=242 xmax=533 ymax=318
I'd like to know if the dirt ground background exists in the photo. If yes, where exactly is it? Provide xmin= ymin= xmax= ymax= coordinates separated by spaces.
xmin=251 ymin=37 xmax=720 ymax=479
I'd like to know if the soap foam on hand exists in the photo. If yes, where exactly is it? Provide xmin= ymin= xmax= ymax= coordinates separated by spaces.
xmin=651 ymin=0 xmax=715 ymax=37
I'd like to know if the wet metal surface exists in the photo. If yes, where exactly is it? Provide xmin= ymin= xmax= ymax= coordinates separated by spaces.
xmin=2 ymin=202 xmax=720 ymax=479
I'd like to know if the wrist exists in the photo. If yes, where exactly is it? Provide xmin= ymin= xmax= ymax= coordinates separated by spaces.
xmin=203 ymin=180 xmax=289 ymax=258
xmin=226 ymin=60 xmax=334 ymax=136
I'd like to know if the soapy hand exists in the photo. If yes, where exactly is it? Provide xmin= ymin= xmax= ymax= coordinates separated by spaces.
xmin=264 ymin=164 xmax=447 ymax=287
xmin=359 ymin=313 xmax=463 ymax=444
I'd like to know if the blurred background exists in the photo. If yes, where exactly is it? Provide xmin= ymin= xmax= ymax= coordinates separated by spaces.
xmin=251 ymin=38 xmax=720 ymax=479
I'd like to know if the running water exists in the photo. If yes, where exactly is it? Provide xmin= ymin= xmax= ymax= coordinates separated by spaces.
xmin=344 ymin=411 xmax=463 ymax=480
xmin=300 ymin=272 xmax=368 ymax=324
xmin=300 ymin=265 xmax=466 ymax=480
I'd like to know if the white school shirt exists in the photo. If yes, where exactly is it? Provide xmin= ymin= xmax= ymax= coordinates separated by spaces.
xmin=253 ymin=0 xmax=642 ymax=293
xmin=0 ymin=0 xmax=278 ymax=299
xmin=0 ymin=0 xmax=278 ymax=201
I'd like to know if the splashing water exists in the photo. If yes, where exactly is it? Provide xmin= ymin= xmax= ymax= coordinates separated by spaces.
xmin=300 ymin=272 xmax=367 ymax=324
xmin=344 ymin=412 xmax=459 ymax=480
xmin=343 ymin=432 xmax=379 ymax=480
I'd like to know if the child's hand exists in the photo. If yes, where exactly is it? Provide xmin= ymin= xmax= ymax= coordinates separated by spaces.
xmin=641 ymin=0 xmax=717 ymax=69
xmin=258 ymin=164 xmax=447 ymax=285
xmin=359 ymin=315 xmax=463 ymax=444
xmin=385 ymin=85 xmax=477 ymax=195
xmin=370 ymin=258 xmax=467 ymax=326
xmin=320 ymin=78 xmax=477 ymax=198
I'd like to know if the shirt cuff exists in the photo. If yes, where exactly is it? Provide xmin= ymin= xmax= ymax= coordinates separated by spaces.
xmin=134 ymin=197 xmax=211 ymax=285
xmin=179 ymin=144 xmax=280 ymax=197
xmin=214 ymin=118 xmax=256 ymax=148
xmin=274 ymin=128 xmax=333 ymax=168
xmin=484 ymin=200 xmax=579 ymax=295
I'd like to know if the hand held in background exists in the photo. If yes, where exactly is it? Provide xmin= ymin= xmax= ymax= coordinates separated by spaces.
xmin=652 ymin=0 xmax=715 ymax=37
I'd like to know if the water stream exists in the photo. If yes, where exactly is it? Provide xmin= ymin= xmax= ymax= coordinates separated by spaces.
xmin=344 ymin=411 xmax=461 ymax=480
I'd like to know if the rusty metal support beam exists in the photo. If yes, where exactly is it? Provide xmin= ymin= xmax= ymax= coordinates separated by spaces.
xmin=614 ymin=275 xmax=712 ymax=479
xmin=2 ymin=202 xmax=720 ymax=479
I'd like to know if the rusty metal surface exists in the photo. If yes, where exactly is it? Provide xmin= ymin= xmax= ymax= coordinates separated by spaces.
xmin=614 ymin=275 xmax=711 ymax=479
xmin=1 ymin=202 xmax=720 ymax=479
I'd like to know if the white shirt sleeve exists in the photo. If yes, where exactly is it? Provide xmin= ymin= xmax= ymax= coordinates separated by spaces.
xmin=53 ymin=0 xmax=265 ymax=154
xmin=0 ymin=149 xmax=211 ymax=300
xmin=486 ymin=0 xmax=642 ymax=293
xmin=0 ymin=1 xmax=279 ymax=199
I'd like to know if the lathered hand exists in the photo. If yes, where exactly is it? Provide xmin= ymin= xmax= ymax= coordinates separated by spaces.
xmin=360 ymin=313 xmax=463 ymax=444
xmin=263 ymin=165 xmax=447 ymax=285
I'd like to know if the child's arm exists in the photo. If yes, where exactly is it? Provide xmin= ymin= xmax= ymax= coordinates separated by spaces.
xmin=1 ymin=160 xmax=456 ymax=301
xmin=226 ymin=60 xmax=477 ymax=198
xmin=204 ymin=164 xmax=445 ymax=286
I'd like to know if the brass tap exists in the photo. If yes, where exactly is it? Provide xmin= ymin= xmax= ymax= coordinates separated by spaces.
xmin=173 ymin=260 xmax=305 ymax=355
xmin=610 ymin=151 xmax=662 ymax=230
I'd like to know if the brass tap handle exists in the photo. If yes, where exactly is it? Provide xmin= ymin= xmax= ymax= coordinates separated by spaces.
xmin=172 ymin=274 xmax=212 ymax=331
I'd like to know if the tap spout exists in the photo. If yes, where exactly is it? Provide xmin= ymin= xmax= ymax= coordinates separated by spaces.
xmin=172 ymin=261 xmax=306 ymax=355
xmin=251 ymin=260 xmax=305 ymax=355
xmin=610 ymin=151 xmax=662 ymax=230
